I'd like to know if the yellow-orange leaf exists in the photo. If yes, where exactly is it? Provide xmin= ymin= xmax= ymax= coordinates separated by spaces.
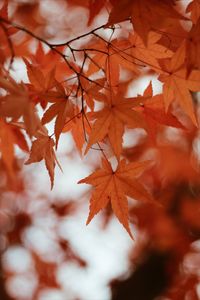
xmin=78 ymin=159 xmax=153 ymax=238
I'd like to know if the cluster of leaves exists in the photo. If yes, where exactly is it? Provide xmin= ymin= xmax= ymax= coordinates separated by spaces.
xmin=0 ymin=0 xmax=200 ymax=238
xmin=1 ymin=0 xmax=200 ymax=299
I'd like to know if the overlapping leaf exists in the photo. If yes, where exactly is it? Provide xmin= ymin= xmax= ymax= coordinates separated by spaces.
xmin=85 ymin=90 xmax=146 ymax=158
xmin=134 ymin=82 xmax=185 ymax=141
xmin=86 ymin=39 xmax=139 ymax=87
xmin=158 ymin=44 xmax=200 ymax=125
xmin=128 ymin=32 xmax=173 ymax=71
xmin=25 ymin=127 xmax=59 ymax=189
xmin=0 ymin=119 xmax=28 ymax=178
xmin=108 ymin=0 xmax=185 ymax=43
xmin=62 ymin=107 xmax=90 ymax=155
xmin=0 ymin=76 xmax=40 ymax=136
xmin=42 ymin=82 xmax=74 ymax=147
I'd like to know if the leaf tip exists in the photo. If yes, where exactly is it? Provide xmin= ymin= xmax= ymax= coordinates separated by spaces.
xmin=86 ymin=214 xmax=93 ymax=225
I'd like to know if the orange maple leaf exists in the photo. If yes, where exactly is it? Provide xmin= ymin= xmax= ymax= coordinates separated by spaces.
xmin=0 ymin=119 xmax=28 ymax=179
xmin=25 ymin=127 xmax=59 ymax=189
xmin=24 ymin=58 xmax=57 ymax=107
xmin=62 ymin=107 xmax=90 ymax=155
xmin=86 ymin=39 xmax=139 ymax=88
xmin=79 ymin=77 xmax=106 ymax=111
xmin=0 ymin=76 xmax=40 ymax=136
xmin=85 ymin=90 xmax=145 ymax=159
xmin=78 ymin=158 xmax=153 ymax=238
xmin=108 ymin=0 xmax=185 ymax=43
xmin=134 ymin=82 xmax=185 ymax=141
xmin=128 ymin=31 xmax=173 ymax=71
xmin=42 ymin=82 xmax=74 ymax=148
xmin=158 ymin=44 xmax=200 ymax=126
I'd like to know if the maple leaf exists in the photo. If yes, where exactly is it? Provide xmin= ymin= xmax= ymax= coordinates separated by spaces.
xmin=24 ymin=58 xmax=51 ymax=92
xmin=141 ymin=98 xmax=185 ymax=141
xmin=128 ymin=32 xmax=173 ymax=71
xmin=24 ymin=58 xmax=57 ymax=107
xmin=86 ymin=39 xmax=139 ymax=88
xmin=134 ymin=82 xmax=185 ymax=141
xmin=25 ymin=127 xmax=59 ymax=189
xmin=0 ymin=118 xmax=28 ymax=180
xmin=0 ymin=76 xmax=40 ymax=136
xmin=42 ymin=81 xmax=74 ymax=148
xmin=62 ymin=107 xmax=90 ymax=155
xmin=108 ymin=0 xmax=185 ymax=43
xmin=158 ymin=44 xmax=200 ymax=126
xmin=30 ymin=43 xmax=73 ymax=82
xmin=79 ymin=77 xmax=106 ymax=111
xmin=78 ymin=158 xmax=152 ymax=238
xmin=85 ymin=89 xmax=145 ymax=159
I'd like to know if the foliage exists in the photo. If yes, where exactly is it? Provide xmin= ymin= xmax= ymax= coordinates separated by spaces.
xmin=0 ymin=0 xmax=200 ymax=299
